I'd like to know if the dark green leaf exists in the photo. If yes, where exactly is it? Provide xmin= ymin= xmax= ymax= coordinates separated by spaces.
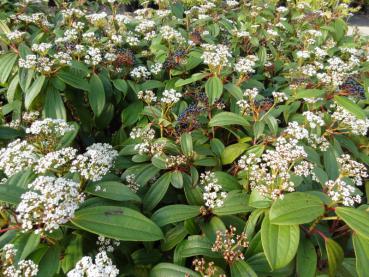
xmin=85 ymin=181 xmax=141 ymax=202
xmin=151 ymin=205 xmax=200 ymax=227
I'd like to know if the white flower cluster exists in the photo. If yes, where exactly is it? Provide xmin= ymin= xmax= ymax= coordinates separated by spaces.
xmin=31 ymin=43 xmax=52 ymax=53
xmin=337 ymin=154 xmax=368 ymax=186
xmin=234 ymin=55 xmax=258 ymax=75
xmin=67 ymin=251 xmax=119 ymax=277
xmin=243 ymin=88 xmax=259 ymax=99
xmin=201 ymin=44 xmax=232 ymax=68
xmin=226 ymin=0 xmax=239 ymax=8
xmin=6 ymin=30 xmax=26 ymax=42
xmin=26 ymin=118 xmax=75 ymax=137
xmin=2 ymin=245 xmax=39 ymax=277
xmin=325 ymin=179 xmax=361 ymax=206
xmin=96 ymin=236 xmax=120 ymax=253
xmin=272 ymin=91 xmax=288 ymax=103
xmin=0 ymin=139 xmax=38 ymax=177
xmin=161 ymin=89 xmax=182 ymax=105
xmin=137 ymin=90 xmax=157 ymax=104
xmin=70 ymin=143 xmax=118 ymax=182
xmin=303 ymin=111 xmax=325 ymax=128
xmin=35 ymin=147 xmax=77 ymax=174
xmin=16 ymin=176 xmax=85 ymax=233
xmin=130 ymin=127 xmax=164 ymax=156
xmin=332 ymin=106 xmax=369 ymax=136
xmin=316 ymin=57 xmax=356 ymax=87
xmin=200 ymin=171 xmax=227 ymax=209
xmin=241 ymin=137 xmax=311 ymax=200
xmin=130 ymin=66 xmax=151 ymax=80
xmin=165 ymin=155 xmax=187 ymax=169
xmin=160 ymin=25 xmax=185 ymax=43
xmin=150 ymin=63 xmax=163 ymax=75
xmin=135 ymin=19 xmax=156 ymax=34
xmin=125 ymin=174 xmax=140 ymax=193
xmin=19 ymin=54 xmax=54 ymax=73
xmin=84 ymin=47 xmax=102 ymax=66
xmin=236 ymin=99 xmax=250 ymax=113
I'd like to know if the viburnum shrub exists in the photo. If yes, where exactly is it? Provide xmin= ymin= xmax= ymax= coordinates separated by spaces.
xmin=0 ymin=0 xmax=368 ymax=276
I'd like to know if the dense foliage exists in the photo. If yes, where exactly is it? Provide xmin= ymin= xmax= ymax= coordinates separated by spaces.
xmin=0 ymin=0 xmax=369 ymax=276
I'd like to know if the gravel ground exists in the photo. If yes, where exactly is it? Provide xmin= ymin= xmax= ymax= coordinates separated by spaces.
xmin=348 ymin=14 xmax=369 ymax=35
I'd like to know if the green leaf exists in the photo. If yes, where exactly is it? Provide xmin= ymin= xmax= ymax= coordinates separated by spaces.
xmin=224 ymin=83 xmax=243 ymax=100
xmin=269 ymin=192 xmax=324 ymax=225
xmin=353 ymin=233 xmax=369 ymax=277
xmin=0 ymin=126 xmax=24 ymax=140
xmin=180 ymin=235 xmax=220 ymax=258
xmin=57 ymin=70 xmax=89 ymax=91
xmin=221 ymin=143 xmax=248 ymax=165
xmin=326 ymin=238 xmax=344 ymax=277
xmin=171 ymin=171 xmax=184 ymax=189
xmin=121 ymin=101 xmax=144 ymax=127
xmin=25 ymin=75 xmax=46 ymax=109
xmin=175 ymin=73 xmax=208 ymax=87
xmin=71 ymin=206 xmax=163 ymax=241
xmin=336 ymin=207 xmax=369 ymax=240
xmin=0 ymin=53 xmax=17 ymax=83
xmin=0 ymin=184 xmax=26 ymax=204
xmin=112 ymin=79 xmax=128 ymax=95
xmin=143 ymin=172 xmax=172 ymax=211
xmin=324 ymin=146 xmax=339 ymax=180
xmin=334 ymin=95 xmax=366 ymax=120
xmin=209 ymin=112 xmax=249 ymax=127
xmin=150 ymin=263 xmax=200 ymax=277
xmin=180 ymin=133 xmax=193 ymax=157
xmin=161 ymin=224 xmax=188 ymax=251
xmin=43 ymin=86 xmax=66 ymax=120
xmin=261 ymin=215 xmax=300 ymax=270
xmin=13 ymin=232 xmax=41 ymax=262
xmin=88 ymin=74 xmax=106 ymax=117
xmin=230 ymin=260 xmax=257 ymax=277
xmin=57 ymin=122 xmax=79 ymax=149
xmin=249 ymin=190 xmax=271 ymax=208
xmin=213 ymin=191 xmax=252 ymax=216
xmin=85 ymin=181 xmax=141 ymax=202
xmin=213 ymin=172 xmax=241 ymax=191
xmin=296 ymin=237 xmax=317 ymax=277
xmin=61 ymin=235 xmax=83 ymax=273
xmin=37 ymin=245 xmax=61 ymax=277
xmin=295 ymin=89 xmax=325 ymax=99
xmin=205 ymin=76 xmax=223 ymax=104
xmin=151 ymin=205 xmax=200 ymax=227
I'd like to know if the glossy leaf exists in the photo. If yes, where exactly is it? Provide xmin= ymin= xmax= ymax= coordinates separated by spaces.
xmin=151 ymin=205 xmax=200 ymax=227
xmin=353 ymin=233 xmax=369 ymax=277
xmin=336 ymin=207 xmax=369 ymax=240
xmin=269 ymin=192 xmax=324 ymax=225
xmin=230 ymin=260 xmax=257 ymax=277
xmin=71 ymin=206 xmax=163 ymax=241
xmin=85 ymin=181 xmax=141 ymax=202
xmin=326 ymin=238 xmax=344 ymax=277
xmin=209 ymin=112 xmax=249 ymax=127
xmin=205 ymin=76 xmax=223 ymax=104
xmin=261 ymin=215 xmax=300 ymax=270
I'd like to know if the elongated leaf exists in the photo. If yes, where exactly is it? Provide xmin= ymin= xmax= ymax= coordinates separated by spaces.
xmin=261 ymin=215 xmax=300 ymax=270
xmin=143 ymin=172 xmax=171 ymax=211
xmin=224 ymin=83 xmax=243 ymax=100
xmin=295 ymin=89 xmax=324 ymax=99
xmin=61 ymin=235 xmax=83 ymax=273
xmin=151 ymin=205 xmax=200 ymax=227
xmin=13 ymin=232 xmax=41 ymax=262
xmin=297 ymin=237 xmax=317 ymax=277
xmin=161 ymin=224 xmax=188 ymax=251
xmin=353 ymin=233 xmax=369 ymax=277
xmin=336 ymin=207 xmax=369 ymax=240
xmin=0 ymin=53 xmax=17 ymax=83
xmin=205 ymin=76 xmax=223 ymax=104
xmin=150 ymin=263 xmax=200 ymax=277
xmin=71 ymin=206 xmax=163 ymax=241
xmin=180 ymin=133 xmax=193 ymax=157
xmin=0 ymin=126 xmax=24 ymax=140
xmin=230 ymin=260 xmax=257 ymax=277
xmin=57 ymin=70 xmax=89 ymax=91
xmin=334 ymin=95 xmax=366 ymax=120
xmin=209 ymin=112 xmax=249 ymax=127
xmin=269 ymin=192 xmax=324 ymax=225
xmin=180 ymin=235 xmax=220 ymax=258
xmin=85 ymin=181 xmax=141 ymax=202
xmin=171 ymin=170 xmax=184 ymax=189
xmin=326 ymin=238 xmax=344 ymax=277
xmin=213 ymin=191 xmax=252 ymax=216
xmin=0 ymin=185 xmax=26 ymax=204
xmin=89 ymin=74 xmax=105 ymax=117
xmin=43 ymin=86 xmax=66 ymax=120
xmin=25 ymin=75 xmax=46 ymax=109
xmin=221 ymin=143 xmax=248 ymax=165
xmin=37 ymin=245 xmax=61 ymax=277
xmin=175 ymin=73 xmax=208 ymax=87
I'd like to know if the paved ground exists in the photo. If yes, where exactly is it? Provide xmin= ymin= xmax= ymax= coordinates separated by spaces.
xmin=348 ymin=15 xmax=369 ymax=35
